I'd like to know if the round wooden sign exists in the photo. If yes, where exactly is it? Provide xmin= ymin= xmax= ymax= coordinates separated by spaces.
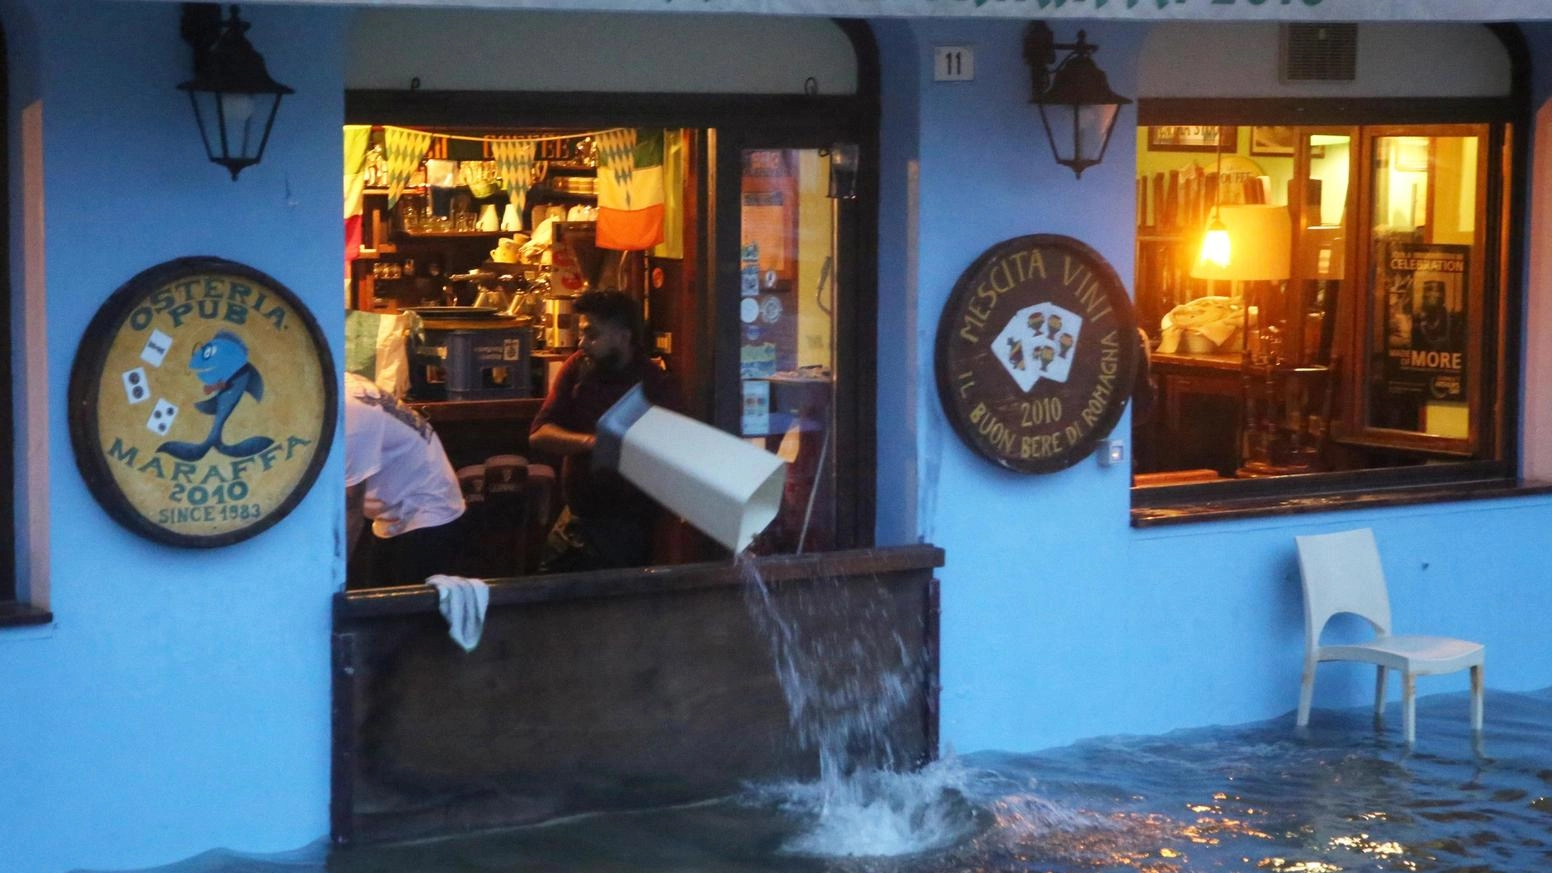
xmin=935 ymin=234 xmax=1139 ymax=473
xmin=68 ymin=257 xmax=338 ymax=547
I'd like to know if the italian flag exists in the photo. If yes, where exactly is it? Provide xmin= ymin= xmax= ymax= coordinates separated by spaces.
xmin=596 ymin=128 xmax=665 ymax=251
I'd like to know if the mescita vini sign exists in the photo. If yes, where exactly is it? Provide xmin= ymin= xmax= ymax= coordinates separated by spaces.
xmin=69 ymin=257 xmax=337 ymax=547
xmin=935 ymin=235 xmax=1139 ymax=473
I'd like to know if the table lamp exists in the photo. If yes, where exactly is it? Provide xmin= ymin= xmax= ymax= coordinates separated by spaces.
xmin=1189 ymin=204 xmax=1293 ymax=360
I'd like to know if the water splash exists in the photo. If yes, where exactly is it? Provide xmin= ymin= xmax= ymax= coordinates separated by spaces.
xmin=748 ymin=756 xmax=982 ymax=857
xmin=735 ymin=554 xmax=979 ymax=857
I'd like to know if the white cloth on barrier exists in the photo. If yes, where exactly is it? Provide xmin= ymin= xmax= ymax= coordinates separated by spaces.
xmin=425 ymin=575 xmax=491 ymax=653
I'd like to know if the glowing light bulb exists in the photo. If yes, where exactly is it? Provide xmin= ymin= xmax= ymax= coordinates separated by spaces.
xmin=1201 ymin=219 xmax=1231 ymax=269
xmin=220 ymin=93 xmax=255 ymax=124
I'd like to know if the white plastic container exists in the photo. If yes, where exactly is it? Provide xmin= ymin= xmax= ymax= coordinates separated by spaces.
xmin=594 ymin=385 xmax=786 ymax=554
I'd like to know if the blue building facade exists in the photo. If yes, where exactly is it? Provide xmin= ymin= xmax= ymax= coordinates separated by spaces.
xmin=4 ymin=3 xmax=1552 ymax=871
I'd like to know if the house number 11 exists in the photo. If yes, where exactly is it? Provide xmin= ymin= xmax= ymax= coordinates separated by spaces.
xmin=934 ymin=46 xmax=975 ymax=82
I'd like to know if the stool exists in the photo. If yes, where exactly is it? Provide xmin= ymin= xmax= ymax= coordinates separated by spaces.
xmin=475 ymin=455 xmax=529 ymax=578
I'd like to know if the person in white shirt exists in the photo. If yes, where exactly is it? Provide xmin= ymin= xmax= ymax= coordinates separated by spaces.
xmin=344 ymin=372 xmax=466 ymax=588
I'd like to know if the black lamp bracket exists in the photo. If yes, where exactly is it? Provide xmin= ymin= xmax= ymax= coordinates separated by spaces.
xmin=180 ymin=3 xmax=227 ymax=76
xmin=1024 ymin=22 xmax=1101 ymax=97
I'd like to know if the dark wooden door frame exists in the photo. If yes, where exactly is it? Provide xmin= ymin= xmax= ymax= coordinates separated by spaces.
xmin=0 ymin=19 xmax=24 ymax=624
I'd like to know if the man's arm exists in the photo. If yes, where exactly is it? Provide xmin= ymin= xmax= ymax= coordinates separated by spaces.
xmin=529 ymin=353 xmax=595 ymax=456
xmin=529 ymin=422 xmax=597 ymax=456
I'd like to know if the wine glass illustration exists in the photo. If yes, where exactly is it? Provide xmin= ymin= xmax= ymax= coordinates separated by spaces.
xmin=1027 ymin=312 xmax=1046 ymax=337
xmin=1059 ymin=333 xmax=1074 ymax=358
xmin=1046 ymin=314 xmax=1063 ymax=340
xmin=1006 ymin=337 xmax=1026 ymax=370
xmin=1039 ymin=345 xmax=1056 ymax=371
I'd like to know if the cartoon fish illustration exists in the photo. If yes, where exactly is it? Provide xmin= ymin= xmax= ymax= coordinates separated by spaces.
xmin=157 ymin=330 xmax=275 ymax=461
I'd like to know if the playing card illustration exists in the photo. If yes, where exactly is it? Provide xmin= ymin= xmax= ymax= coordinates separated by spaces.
xmin=122 ymin=367 xmax=149 ymax=404
xmin=140 ymin=329 xmax=173 ymax=367
xmin=993 ymin=302 xmax=1084 ymax=391
xmin=1006 ymin=337 xmax=1026 ymax=371
xmin=147 ymin=399 xmax=178 ymax=435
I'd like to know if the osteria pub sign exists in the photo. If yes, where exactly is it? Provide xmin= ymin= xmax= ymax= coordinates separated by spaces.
xmin=69 ymin=257 xmax=337 ymax=547
xmin=935 ymin=234 xmax=1138 ymax=473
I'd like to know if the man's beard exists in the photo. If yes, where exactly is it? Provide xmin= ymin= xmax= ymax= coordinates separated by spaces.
xmin=589 ymin=347 xmax=626 ymax=371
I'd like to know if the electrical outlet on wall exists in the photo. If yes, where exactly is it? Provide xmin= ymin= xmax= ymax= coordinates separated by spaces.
xmin=1097 ymin=438 xmax=1126 ymax=467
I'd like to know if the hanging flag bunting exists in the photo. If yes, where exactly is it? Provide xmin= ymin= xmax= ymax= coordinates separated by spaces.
xmin=382 ymin=126 xmax=433 ymax=209
xmin=492 ymin=137 xmax=537 ymax=218
xmin=596 ymin=128 xmax=665 ymax=252
xmin=343 ymin=125 xmax=372 ymax=264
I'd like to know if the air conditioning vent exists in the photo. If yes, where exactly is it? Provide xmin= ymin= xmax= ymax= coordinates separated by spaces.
xmin=1280 ymin=23 xmax=1357 ymax=82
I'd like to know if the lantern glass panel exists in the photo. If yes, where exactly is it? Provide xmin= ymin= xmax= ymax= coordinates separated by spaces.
xmin=1077 ymin=103 xmax=1120 ymax=163
xmin=187 ymin=88 xmax=282 ymax=168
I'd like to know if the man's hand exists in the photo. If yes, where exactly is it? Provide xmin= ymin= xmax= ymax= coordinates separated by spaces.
xmin=530 ymin=423 xmax=597 ymax=456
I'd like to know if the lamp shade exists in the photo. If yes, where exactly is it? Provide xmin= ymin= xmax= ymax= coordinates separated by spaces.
xmin=1189 ymin=204 xmax=1293 ymax=282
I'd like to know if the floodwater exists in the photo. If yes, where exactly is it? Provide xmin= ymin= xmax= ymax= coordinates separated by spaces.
xmin=101 ymin=690 xmax=1552 ymax=873
xmin=90 ymin=556 xmax=1552 ymax=873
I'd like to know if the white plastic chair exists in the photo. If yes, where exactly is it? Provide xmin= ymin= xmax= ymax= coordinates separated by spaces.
xmin=1295 ymin=528 xmax=1484 ymax=744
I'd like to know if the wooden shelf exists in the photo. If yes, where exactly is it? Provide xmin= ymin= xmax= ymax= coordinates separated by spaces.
xmin=396 ymin=229 xmax=511 ymax=239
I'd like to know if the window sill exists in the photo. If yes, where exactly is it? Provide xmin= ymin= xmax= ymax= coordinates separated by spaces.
xmin=0 ymin=602 xmax=53 ymax=629
xmin=1131 ymin=467 xmax=1552 ymax=527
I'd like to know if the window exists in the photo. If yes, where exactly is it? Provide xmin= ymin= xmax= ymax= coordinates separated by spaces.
xmin=733 ymin=147 xmax=847 ymax=553
xmin=1353 ymin=127 xmax=1490 ymax=455
xmin=1132 ymin=118 xmax=1519 ymax=521
xmin=345 ymin=87 xmax=877 ymax=563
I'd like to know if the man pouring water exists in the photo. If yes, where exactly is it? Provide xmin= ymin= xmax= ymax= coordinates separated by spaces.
xmin=529 ymin=289 xmax=681 ymax=572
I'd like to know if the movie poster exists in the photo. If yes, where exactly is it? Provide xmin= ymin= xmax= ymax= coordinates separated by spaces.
xmin=1379 ymin=242 xmax=1469 ymax=401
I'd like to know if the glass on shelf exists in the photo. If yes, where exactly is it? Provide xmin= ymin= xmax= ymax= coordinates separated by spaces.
xmin=452 ymin=190 xmax=474 ymax=232
xmin=397 ymin=193 xmax=429 ymax=233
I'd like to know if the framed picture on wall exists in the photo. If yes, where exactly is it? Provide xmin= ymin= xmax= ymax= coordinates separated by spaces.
xmin=1146 ymin=125 xmax=1236 ymax=153
xmin=1250 ymin=126 xmax=1325 ymax=159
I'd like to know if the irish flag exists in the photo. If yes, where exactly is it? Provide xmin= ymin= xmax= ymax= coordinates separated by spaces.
xmin=596 ymin=128 xmax=665 ymax=251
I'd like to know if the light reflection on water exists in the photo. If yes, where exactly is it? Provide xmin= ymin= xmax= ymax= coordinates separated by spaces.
xmin=104 ymin=688 xmax=1552 ymax=873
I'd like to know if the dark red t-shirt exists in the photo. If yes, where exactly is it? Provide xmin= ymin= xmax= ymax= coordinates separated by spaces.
xmin=529 ymin=351 xmax=682 ymax=519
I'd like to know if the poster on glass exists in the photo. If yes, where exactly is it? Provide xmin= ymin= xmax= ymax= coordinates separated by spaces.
xmin=1379 ymin=242 xmax=1468 ymax=402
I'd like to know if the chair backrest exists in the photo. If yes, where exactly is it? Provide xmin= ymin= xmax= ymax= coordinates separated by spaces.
xmin=1294 ymin=528 xmax=1393 ymax=649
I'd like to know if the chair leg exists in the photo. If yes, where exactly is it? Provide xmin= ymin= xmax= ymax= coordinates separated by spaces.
xmin=1374 ymin=666 xmax=1388 ymax=722
xmin=1470 ymin=664 xmax=1484 ymax=733
xmin=1297 ymin=661 xmax=1317 ymax=728
xmin=1402 ymin=672 xmax=1416 ymax=745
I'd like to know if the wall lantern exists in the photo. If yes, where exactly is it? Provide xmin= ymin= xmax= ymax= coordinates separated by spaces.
xmin=1023 ymin=22 xmax=1132 ymax=178
xmin=178 ymin=4 xmax=294 ymax=181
